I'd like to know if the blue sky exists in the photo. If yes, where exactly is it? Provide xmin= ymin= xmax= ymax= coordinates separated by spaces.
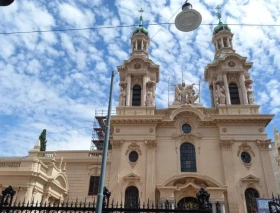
xmin=0 ymin=0 xmax=279 ymax=156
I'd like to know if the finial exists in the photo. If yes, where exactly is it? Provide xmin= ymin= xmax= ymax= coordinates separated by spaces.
xmin=139 ymin=8 xmax=144 ymax=26
xmin=215 ymin=5 xmax=222 ymax=23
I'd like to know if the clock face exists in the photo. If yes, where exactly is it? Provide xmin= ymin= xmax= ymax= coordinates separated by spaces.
xmin=182 ymin=124 xmax=192 ymax=134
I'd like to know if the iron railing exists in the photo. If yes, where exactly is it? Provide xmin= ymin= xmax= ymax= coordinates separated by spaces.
xmin=0 ymin=186 xmax=212 ymax=213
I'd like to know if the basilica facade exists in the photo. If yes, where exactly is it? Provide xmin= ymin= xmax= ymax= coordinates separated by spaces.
xmin=0 ymin=15 xmax=279 ymax=213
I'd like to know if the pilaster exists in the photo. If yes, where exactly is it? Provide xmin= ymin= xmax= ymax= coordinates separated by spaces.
xmin=108 ymin=140 xmax=123 ymax=200
xmin=145 ymin=140 xmax=157 ymax=202
xmin=219 ymin=140 xmax=240 ymax=213
xmin=257 ymin=139 xmax=277 ymax=197
xmin=223 ymin=73 xmax=231 ymax=105
xmin=239 ymin=73 xmax=248 ymax=104
xmin=126 ymin=74 xmax=131 ymax=106
xmin=142 ymin=76 xmax=147 ymax=106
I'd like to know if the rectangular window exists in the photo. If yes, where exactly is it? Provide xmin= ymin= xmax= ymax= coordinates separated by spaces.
xmin=88 ymin=176 xmax=100 ymax=195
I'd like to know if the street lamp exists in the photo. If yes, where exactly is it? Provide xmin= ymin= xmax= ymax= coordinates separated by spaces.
xmin=0 ymin=0 xmax=14 ymax=6
xmin=175 ymin=0 xmax=202 ymax=32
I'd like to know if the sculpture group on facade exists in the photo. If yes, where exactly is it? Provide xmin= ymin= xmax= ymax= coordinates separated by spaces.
xmin=173 ymin=82 xmax=199 ymax=105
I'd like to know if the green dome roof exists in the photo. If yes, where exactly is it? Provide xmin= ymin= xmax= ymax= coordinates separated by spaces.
xmin=213 ymin=6 xmax=231 ymax=35
xmin=213 ymin=21 xmax=231 ymax=35
xmin=133 ymin=16 xmax=148 ymax=36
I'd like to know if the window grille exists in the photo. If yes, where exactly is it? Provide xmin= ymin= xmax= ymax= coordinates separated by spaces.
xmin=180 ymin=143 xmax=196 ymax=172
xmin=88 ymin=176 xmax=100 ymax=195
xmin=125 ymin=186 xmax=139 ymax=207
xmin=245 ymin=188 xmax=259 ymax=213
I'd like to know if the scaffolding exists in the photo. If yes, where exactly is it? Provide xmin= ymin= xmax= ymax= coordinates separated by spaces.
xmin=91 ymin=110 xmax=116 ymax=150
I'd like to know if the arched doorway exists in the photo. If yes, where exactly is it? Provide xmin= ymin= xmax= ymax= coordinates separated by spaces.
xmin=125 ymin=186 xmax=139 ymax=207
xmin=245 ymin=188 xmax=259 ymax=213
xmin=177 ymin=197 xmax=198 ymax=210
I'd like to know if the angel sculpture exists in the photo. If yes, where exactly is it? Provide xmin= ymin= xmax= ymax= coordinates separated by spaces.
xmin=186 ymin=83 xmax=199 ymax=104
xmin=173 ymin=84 xmax=182 ymax=105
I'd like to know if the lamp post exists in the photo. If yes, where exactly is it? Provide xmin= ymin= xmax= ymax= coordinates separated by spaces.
xmin=95 ymin=71 xmax=116 ymax=213
xmin=0 ymin=0 xmax=14 ymax=6
xmin=175 ymin=0 xmax=202 ymax=32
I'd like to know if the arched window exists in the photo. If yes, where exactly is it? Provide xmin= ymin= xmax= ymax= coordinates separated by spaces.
xmin=180 ymin=143 xmax=196 ymax=172
xmin=245 ymin=188 xmax=259 ymax=213
xmin=229 ymin=83 xmax=240 ymax=104
xmin=125 ymin=186 xmax=139 ymax=208
xmin=132 ymin=85 xmax=141 ymax=106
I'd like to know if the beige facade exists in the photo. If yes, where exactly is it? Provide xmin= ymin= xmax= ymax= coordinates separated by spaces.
xmin=0 ymin=18 xmax=278 ymax=213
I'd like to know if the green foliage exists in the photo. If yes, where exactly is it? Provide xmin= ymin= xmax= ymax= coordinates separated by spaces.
xmin=39 ymin=129 xmax=47 ymax=151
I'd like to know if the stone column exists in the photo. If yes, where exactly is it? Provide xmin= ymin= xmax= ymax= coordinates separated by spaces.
xmin=227 ymin=37 xmax=231 ymax=47
xmin=223 ymin=73 xmax=231 ymax=105
xmin=145 ymin=140 xmax=157 ymax=202
xmin=215 ymin=42 xmax=218 ymax=51
xmin=142 ymin=76 xmax=147 ymax=106
xmin=239 ymin=72 xmax=248 ymax=104
xmin=136 ymin=40 xmax=138 ymax=50
xmin=126 ymin=74 xmax=131 ymax=106
xmin=220 ymin=202 xmax=226 ymax=213
xmin=221 ymin=38 xmax=224 ymax=47
xmin=141 ymin=40 xmax=144 ymax=50
xmin=211 ymin=202 xmax=217 ymax=213
xmin=220 ymin=140 xmax=241 ymax=213
xmin=108 ymin=140 xmax=123 ymax=201
xmin=26 ymin=187 xmax=34 ymax=201
xmin=210 ymin=86 xmax=214 ymax=107
xmin=257 ymin=140 xmax=277 ymax=197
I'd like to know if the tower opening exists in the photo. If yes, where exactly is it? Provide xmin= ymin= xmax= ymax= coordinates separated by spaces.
xmin=132 ymin=85 xmax=141 ymax=106
xmin=229 ymin=83 xmax=240 ymax=104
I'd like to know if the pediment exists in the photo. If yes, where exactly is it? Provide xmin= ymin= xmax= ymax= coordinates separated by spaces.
xmin=123 ymin=173 xmax=141 ymax=181
xmin=241 ymin=174 xmax=259 ymax=183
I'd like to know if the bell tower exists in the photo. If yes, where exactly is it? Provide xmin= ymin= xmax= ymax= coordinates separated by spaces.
xmin=204 ymin=6 xmax=255 ymax=108
xmin=116 ymin=13 xmax=160 ymax=115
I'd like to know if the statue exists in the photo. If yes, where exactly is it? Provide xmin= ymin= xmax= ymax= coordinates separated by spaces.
xmin=146 ymin=88 xmax=155 ymax=106
xmin=247 ymin=85 xmax=254 ymax=104
xmin=118 ymin=87 xmax=126 ymax=106
xmin=173 ymin=84 xmax=181 ymax=105
xmin=215 ymin=85 xmax=226 ymax=105
xmin=186 ymin=83 xmax=199 ymax=104
xmin=173 ymin=82 xmax=199 ymax=105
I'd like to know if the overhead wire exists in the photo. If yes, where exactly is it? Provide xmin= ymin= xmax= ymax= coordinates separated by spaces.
xmin=0 ymin=23 xmax=280 ymax=35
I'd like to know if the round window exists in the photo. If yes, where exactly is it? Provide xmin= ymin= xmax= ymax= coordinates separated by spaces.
xmin=241 ymin=152 xmax=251 ymax=164
xmin=129 ymin=151 xmax=139 ymax=162
xmin=182 ymin=124 xmax=192 ymax=134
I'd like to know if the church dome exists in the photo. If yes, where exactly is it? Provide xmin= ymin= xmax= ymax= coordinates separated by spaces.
xmin=213 ymin=21 xmax=231 ymax=35
xmin=213 ymin=7 xmax=231 ymax=35
xmin=133 ymin=16 xmax=148 ymax=36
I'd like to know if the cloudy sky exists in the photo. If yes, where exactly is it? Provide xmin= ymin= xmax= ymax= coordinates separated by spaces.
xmin=0 ymin=0 xmax=279 ymax=156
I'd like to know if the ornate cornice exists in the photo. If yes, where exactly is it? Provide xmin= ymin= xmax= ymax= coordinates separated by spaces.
xmin=256 ymin=139 xmax=271 ymax=150
xmin=213 ymin=118 xmax=271 ymax=125
xmin=145 ymin=140 xmax=157 ymax=149
xmin=237 ymin=143 xmax=255 ymax=157
xmin=111 ymin=140 xmax=123 ymax=149
xmin=111 ymin=119 xmax=161 ymax=124
xmin=125 ymin=142 xmax=142 ymax=155
xmin=220 ymin=140 xmax=234 ymax=150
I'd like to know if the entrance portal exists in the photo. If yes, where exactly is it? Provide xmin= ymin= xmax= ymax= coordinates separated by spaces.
xmin=177 ymin=197 xmax=198 ymax=210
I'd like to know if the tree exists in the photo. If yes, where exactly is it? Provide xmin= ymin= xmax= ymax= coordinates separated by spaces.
xmin=39 ymin=129 xmax=47 ymax=151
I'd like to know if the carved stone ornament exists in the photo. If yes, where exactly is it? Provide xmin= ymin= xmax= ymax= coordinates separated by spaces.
xmin=145 ymin=140 xmax=157 ymax=149
xmin=116 ymin=128 xmax=120 ymax=133
xmin=237 ymin=143 xmax=255 ymax=157
xmin=222 ymin=128 xmax=227 ymax=133
xmin=172 ymin=132 xmax=203 ymax=142
xmin=220 ymin=140 xmax=234 ymax=150
xmin=125 ymin=142 xmax=142 ymax=155
xmin=149 ymin=128 xmax=154 ymax=133
xmin=258 ymin=128 xmax=264 ymax=133
xmin=134 ymin=63 xmax=141 ymax=69
xmin=111 ymin=140 xmax=123 ymax=149
xmin=228 ymin=61 xmax=236 ymax=67
xmin=256 ymin=139 xmax=271 ymax=150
